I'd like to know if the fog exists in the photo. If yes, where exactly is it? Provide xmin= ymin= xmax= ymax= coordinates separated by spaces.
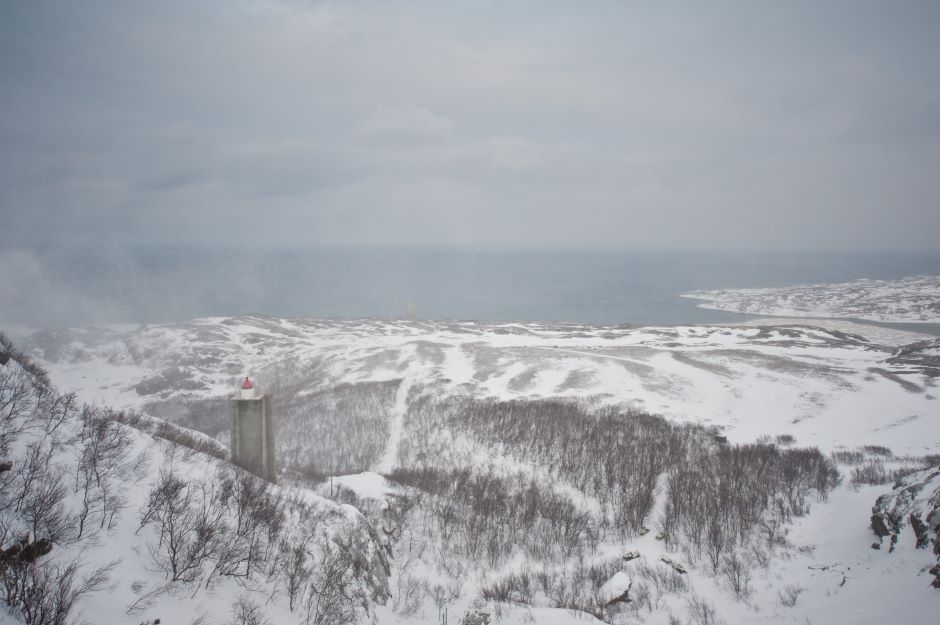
xmin=2 ymin=245 xmax=938 ymax=328
xmin=2 ymin=1 xmax=939 ymax=326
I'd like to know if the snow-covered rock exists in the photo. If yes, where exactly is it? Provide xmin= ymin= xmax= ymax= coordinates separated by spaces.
xmin=870 ymin=466 xmax=940 ymax=587
xmin=597 ymin=571 xmax=632 ymax=606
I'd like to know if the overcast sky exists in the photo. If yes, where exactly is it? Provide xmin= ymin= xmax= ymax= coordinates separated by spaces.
xmin=2 ymin=0 xmax=939 ymax=252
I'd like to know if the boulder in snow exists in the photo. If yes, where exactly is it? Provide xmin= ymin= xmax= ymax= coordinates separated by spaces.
xmin=597 ymin=571 xmax=632 ymax=607
xmin=660 ymin=556 xmax=687 ymax=574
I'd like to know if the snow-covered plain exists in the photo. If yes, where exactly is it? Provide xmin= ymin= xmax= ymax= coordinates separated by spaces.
xmin=27 ymin=316 xmax=939 ymax=456
xmin=683 ymin=274 xmax=940 ymax=323
xmin=16 ymin=315 xmax=940 ymax=624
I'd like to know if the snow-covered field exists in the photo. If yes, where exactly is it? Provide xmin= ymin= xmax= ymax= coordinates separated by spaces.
xmin=683 ymin=275 xmax=940 ymax=323
xmin=11 ymin=314 xmax=940 ymax=625
xmin=24 ymin=316 xmax=938 ymax=455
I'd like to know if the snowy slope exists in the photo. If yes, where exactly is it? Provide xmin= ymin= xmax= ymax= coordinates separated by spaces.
xmin=0 ymin=340 xmax=391 ymax=625
xmin=15 ymin=316 xmax=940 ymax=624
xmin=25 ymin=316 xmax=938 ymax=456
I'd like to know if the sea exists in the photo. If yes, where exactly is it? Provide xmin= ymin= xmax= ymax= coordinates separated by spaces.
xmin=5 ymin=246 xmax=940 ymax=334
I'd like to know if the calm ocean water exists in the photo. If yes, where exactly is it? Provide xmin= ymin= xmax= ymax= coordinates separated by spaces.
xmin=15 ymin=246 xmax=939 ymax=333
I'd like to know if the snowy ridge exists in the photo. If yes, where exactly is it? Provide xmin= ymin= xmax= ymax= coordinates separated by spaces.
xmin=682 ymin=275 xmax=940 ymax=323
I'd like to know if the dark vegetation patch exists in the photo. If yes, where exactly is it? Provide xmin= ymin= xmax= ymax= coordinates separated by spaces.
xmin=392 ymin=391 xmax=839 ymax=583
xmin=135 ymin=366 xmax=208 ymax=395
xmin=866 ymin=367 xmax=925 ymax=393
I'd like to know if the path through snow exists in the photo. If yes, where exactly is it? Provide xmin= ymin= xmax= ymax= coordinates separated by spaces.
xmin=376 ymin=372 xmax=412 ymax=474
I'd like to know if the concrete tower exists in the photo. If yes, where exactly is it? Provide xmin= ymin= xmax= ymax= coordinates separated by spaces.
xmin=230 ymin=377 xmax=277 ymax=483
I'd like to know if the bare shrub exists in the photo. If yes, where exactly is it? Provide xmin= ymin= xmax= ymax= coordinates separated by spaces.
xmin=862 ymin=445 xmax=892 ymax=457
xmin=389 ymin=465 xmax=597 ymax=567
xmin=480 ymin=570 xmax=533 ymax=604
xmin=851 ymin=460 xmax=887 ymax=486
xmin=778 ymin=584 xmax=805 ymax=607
xmin=391 ymin=389 xmax=839 ymax=581
xmin=631 ymin=559 xmax=689 ymax=595
xmin=1 ymin=556 xmax=115 ymax=625
xmin=831 ymin=450 xmax=864 ymax=465
xmin=302 ymin=538 xmax=360 ymax=625
xmin=74 ymin=409 xmax=147 ymax=538
xmin=686 ymin=594 xmax=725 ymax=625
xmin=664 ymin=442 xmax=837 ymax=568
xmin=922 ymin=453 xmax=940 ymax=467
xmin=137 ymin=466 xmax=284 ymax=589
xmin=229 ymin=595 xmax=272 ymax=625
xmin=721 ymin=552 xmax=752 ymax=600
xmin=391 ymin=551 xmax=429 ymax=617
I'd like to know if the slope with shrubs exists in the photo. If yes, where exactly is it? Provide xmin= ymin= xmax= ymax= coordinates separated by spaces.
xmin=18 ymin=317 xmax=940 ymax=624
xmin=369 ymin=387 xmax=842 ymax=624
xmin=0 ymin=333 xmax=390 ymax=625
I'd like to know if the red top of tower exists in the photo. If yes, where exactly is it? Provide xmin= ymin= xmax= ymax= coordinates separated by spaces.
xmin=241 ymin=377 xmax=254 ymax=390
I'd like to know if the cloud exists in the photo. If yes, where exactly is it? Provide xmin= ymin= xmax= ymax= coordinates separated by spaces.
xmin=355 ymin=106 xmax=455 ymax=145
xmin=0 ymin=0 xmax=939 ymax=253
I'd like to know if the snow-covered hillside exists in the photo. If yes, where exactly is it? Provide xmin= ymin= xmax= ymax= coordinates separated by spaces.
xmin=24 ymin=316 xmax=938 ymax=455
xmin=12 ymin=316 xmax=940 ymax=624
xmin=0 ymin=335 xmax=390 ymax=625
xmin=682 ymin=275 xmax=940 ymax=323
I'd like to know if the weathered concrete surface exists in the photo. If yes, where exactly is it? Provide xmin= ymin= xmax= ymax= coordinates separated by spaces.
xmin=230 ymin=393 xmax=277 ymax=482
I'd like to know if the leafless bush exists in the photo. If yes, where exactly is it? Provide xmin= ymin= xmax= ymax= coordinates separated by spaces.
xmin=411 ymin=396 xmax=683 ymax=537
xmin=778 ymin=583 xmax=805 ymax=607
xmin=73 ymin=409 xmax=147 ymax=538
xmin=390 ymin=465 xmax=597 ymax=567
xmin=721 ymin=551 xmax=752 ymax=600
xmin=1 ymin=556 xmax=115 ymax=625
xmin=922 ymin=454 xmax=940 ymax=467
xmin=106 ymin=408 xmax=228 ymax=461
xmin=480 ymin=570 xmax=533 ymax=604
xmin=430 ymin=581 xmax=461 ymax=610
xmin=662 ymin=441 xmax=837 ymax=568
xmin=137 ymin=465 xmax=284 ymax=589
xmin=391 ymin=390 xmax=840 ymax=583
xmin=686 ymin=594 xmax=725 ymax=625
xmin=301 ymin=538 xmax=360 ymax=625
xmin=831 ymin=450 xmax=865 ymax=465
xmin=851 ymin=460 xmax=887 ymax=486
xmin=631 ymin=560 xmax=689 ymax=595
xmin=391 ymin=551 xmax=428 ymax=617
xmin=125 ymin=580 xmax=172 ymax=616
xmin=229 ymin=595 xmax=272 ymax=625
xmin=862 ymin=445 xmax=892 ymax=457
xmin=267 ymin=378 xmax=398 ymax=476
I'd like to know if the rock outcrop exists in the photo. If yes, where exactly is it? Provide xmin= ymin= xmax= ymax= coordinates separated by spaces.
xmin=870 ymin=466 xmax=940 ymax=587
xmin=886 ymin=338 xmax=940 ymax=378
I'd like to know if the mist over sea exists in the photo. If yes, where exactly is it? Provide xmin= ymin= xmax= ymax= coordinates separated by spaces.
xmin=3 ymin=246 xmax=940 ymax=331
